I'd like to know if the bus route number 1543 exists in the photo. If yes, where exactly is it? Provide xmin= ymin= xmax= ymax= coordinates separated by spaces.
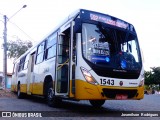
xmin=100 ymin=79 xmax=114 ymax=85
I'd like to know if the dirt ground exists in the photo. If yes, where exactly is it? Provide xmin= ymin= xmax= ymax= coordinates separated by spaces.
xmin=0 ymin=89 xmax=16 ymax=98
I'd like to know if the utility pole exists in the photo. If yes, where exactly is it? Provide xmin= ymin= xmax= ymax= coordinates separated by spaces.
xmin=1 ymin=5 xmax=27 ymax=89
xmin=2 ymin=15 xmax=7 ymax=89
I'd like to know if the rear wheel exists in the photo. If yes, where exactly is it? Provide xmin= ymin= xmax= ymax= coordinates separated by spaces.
xmin=47 ymin=82 xmax=61 ymax=107
xmin=89 ymin=100 xmax=105 ymax=107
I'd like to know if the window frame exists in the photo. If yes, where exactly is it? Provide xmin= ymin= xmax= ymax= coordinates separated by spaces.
xmin=18 ymin=56 xmax=26 ymax=72
xmin=45 ymin=32 xmax=57 ymax=60
xmin=35 ymin=41 xmax=45 ymax=64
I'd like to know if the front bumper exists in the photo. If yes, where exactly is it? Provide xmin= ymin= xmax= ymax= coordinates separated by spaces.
xmin=74 ymin=79 xmax=144 ymax=100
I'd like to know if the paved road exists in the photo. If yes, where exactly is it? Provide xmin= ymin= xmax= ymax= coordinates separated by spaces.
xmin=0 ymin=94 xmax=159 ymax=119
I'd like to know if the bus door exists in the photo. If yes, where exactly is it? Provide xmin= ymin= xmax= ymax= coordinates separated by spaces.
xmin=27 ymin=52 xmax=35 ymax=94
xmin=55 ymin=21 xmax=75 ymax=96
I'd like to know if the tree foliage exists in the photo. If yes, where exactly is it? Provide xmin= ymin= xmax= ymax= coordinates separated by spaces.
xmin=145 ymin=67 xmax=160 ymax=90
xmin=7 ymin=39 xmax=33 ymax=59
xmin=144 ymin=71 xmax=153 ymax=85
xmin=151 ymin=67 xmax=160 ymax=85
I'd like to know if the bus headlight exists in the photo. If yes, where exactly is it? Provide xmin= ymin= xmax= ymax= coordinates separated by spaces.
xmin=80 ymin=67 xmax=98 ymax=85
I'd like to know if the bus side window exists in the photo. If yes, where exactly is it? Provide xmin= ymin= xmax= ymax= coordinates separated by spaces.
xmin=18 ymin=56 xmax=26 ymax=72
xmin=24 ymin=54 xmax=29 ymax=70
xmin=45 ymin=33 xmax=57 ymax=60
xmin=36 ymin=42 xmax=45 ymax=64
xmin=13 ymin=63 xmax=18 ymax=74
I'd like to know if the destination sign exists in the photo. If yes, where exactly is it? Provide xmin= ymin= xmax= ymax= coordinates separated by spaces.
xmin=90 ymin=13 xmax=129 ymax=29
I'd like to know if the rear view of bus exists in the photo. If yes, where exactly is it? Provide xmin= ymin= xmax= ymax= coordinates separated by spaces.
xmin=73 ymin=9 xmax=144 ymax=107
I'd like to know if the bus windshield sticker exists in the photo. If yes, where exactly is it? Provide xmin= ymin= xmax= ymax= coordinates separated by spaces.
xmin=92 ymin=42 xmax=110 ymax=55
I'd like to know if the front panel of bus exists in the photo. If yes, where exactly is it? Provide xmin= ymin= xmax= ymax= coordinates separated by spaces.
xmin=74 ymin=10 xmax=144 ymax=100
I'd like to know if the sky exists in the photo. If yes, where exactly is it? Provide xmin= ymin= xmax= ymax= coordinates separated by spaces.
xmin=0 ymin=0 xmax=160 ymax=73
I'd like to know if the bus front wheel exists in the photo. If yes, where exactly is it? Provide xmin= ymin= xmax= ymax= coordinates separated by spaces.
xmin=89 ymin=100 xmax=105 ymax=107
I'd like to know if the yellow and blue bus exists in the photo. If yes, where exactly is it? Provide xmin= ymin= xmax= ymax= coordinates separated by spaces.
xmin=11 ymin=9 xmax=144 ymax=107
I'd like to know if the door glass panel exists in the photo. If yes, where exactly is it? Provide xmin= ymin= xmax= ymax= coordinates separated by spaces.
xmin=56 ymin=65 xmax=68 ymax=93
xmin=58 ymin=45 xmax=69 ymax=63
xmin=56 ymin=28 xmax=70 ymax=94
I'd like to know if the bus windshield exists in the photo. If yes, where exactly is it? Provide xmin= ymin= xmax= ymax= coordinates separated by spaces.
xmin=82 ymin=23 xmax=142 ymax=70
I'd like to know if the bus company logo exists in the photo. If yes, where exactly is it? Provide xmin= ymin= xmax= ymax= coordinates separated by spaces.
xmin=119 ymin=81 xmax=123 ymax=86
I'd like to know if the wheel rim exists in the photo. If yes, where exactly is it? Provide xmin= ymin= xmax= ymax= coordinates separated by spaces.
xmin=48 ymin=88 xmax=54 ymax=101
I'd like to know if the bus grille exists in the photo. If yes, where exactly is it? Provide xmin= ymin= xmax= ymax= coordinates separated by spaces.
xmin=102 ymin=88 xmax=137 ymax=99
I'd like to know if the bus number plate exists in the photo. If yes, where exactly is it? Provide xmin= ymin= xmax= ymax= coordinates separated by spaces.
xmin=100 ymin=79 xmax=114 ymax=85
xmin=116 ymin=94 xmax=128 ymax=100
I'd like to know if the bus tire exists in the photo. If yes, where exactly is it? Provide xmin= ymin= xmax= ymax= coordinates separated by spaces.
xmin=89 ymin=100 xmax=105 ymax=107
xmin=47 ymin=83 xmax=61 ymax=107
xmin=17 ymin=84 xmax=23 ymax=99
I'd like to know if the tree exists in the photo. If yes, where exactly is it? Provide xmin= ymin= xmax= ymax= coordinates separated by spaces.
xmin=144 ymin=71 xmax=153 ymax=85
xmin=151 ymin=67 xmax=160 ymax=89
xmin=7 ymin=39 xmax=33 ymax=59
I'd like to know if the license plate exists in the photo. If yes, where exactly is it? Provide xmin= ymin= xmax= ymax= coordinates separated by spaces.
xmin=116 ymin=94 xmax=128 ymax=100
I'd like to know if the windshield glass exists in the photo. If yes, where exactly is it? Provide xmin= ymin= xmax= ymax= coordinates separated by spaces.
xmin=82 ymin=23 xmax=142 ymax=70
